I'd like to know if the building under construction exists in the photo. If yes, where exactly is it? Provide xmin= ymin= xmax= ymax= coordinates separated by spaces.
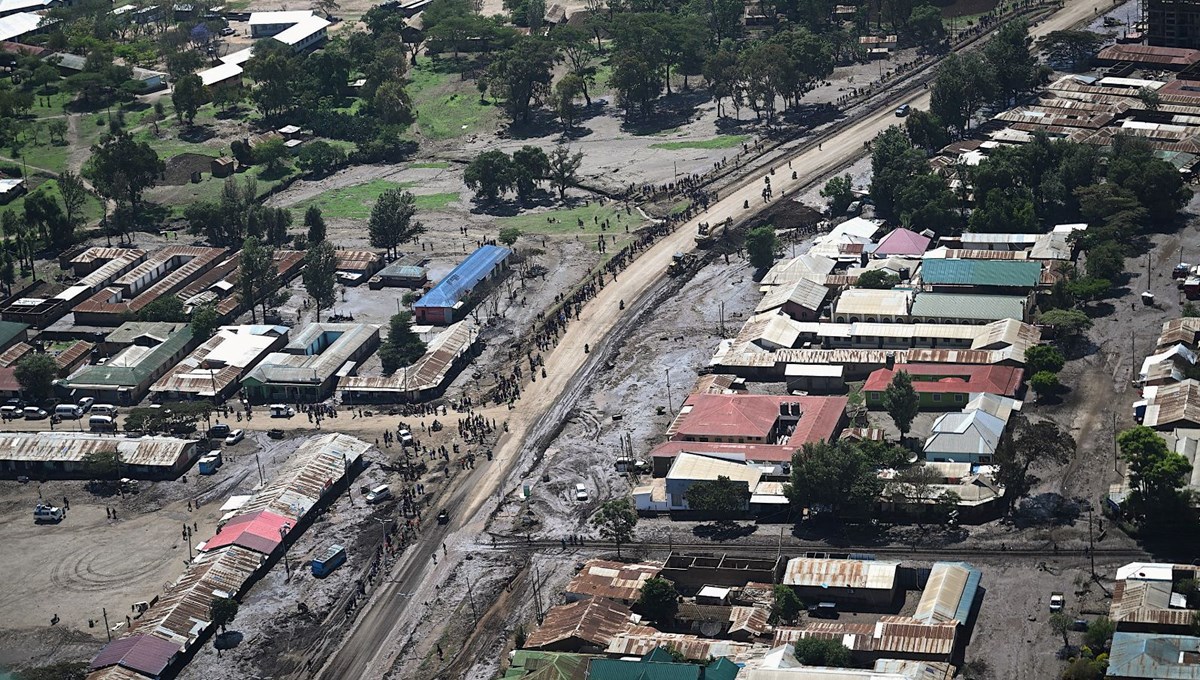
xmin=1147 ymin=0 xmax=1200 ymax=50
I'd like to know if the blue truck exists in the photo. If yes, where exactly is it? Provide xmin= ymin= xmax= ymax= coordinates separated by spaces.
xmin=311 ymin=544 xmax=347 ymax=578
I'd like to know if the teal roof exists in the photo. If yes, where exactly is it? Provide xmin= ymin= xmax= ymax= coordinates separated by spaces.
xmin=64 ymin=327 xmax=193 ymax=387
xmin=505 ymin=651 xmax=594 ymax=680
xmin=910 ymin=293 xmax=1026 ymax=322
xmin=585 ymin=650 xmax=740 ymax=680
xmin=0 ymin=320 xmax=28 ymax=347
xmin=1109 ymin=633 xmax=1200 ymax=679
xmin=921 ymin=259 xmax=1042 ymax=288
xmin=705 ymin=658 xmax=741 ymax=680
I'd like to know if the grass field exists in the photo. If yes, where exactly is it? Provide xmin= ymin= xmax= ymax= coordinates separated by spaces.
xmin=649 ymin=135 xmax=749 ymax=150
xmin=408 ymin=59 xmax=498 ymax=140
xmin=3 ymin=177 xmax=105 ymax=225
xmin=155 ymin=165 xmax=295 ymax=218
xmin=497 ymin=202 xmax=645 ymax=238
xmin=289 ymin=179 xmax=461 ymax=219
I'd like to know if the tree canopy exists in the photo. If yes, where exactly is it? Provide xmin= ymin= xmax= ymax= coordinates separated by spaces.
xmin=591 ymin=498 xmax=639 ymax=557
xmin=787 ymin=441 xmax=883 ymax=519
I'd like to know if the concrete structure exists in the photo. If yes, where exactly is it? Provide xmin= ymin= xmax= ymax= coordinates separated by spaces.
xmin=0 ymin=432 xmax=199 ymax=480
xmin=669 ymin=393 xmax=847 ymax=446
xmin=1109 ymin=562 xmax=1200 ymax=633
xmin=59 ymin=325 xmax=196 ymax=405
xmin=832 ymin=289 xmax=910 ymax=323
xmin=662 ymin=453 xmax=760 ymax=511
xmin=414 ymin=245 xmax=512 ymax=324
xmin=72 ymin=246 xmax=226 ymax=326
xmin=0 ymin=177 xmax=24 ymax=203
xmin=782 ymin=557 xmax=901 ymax=610
xmin=369 ymin=262 xmax=428 ymax=289
xmin=248 ymin=10 xmax=315 ymax=37
xmin=923 ymin=409 xmax=1007 ymax=463
xmin=659 ymin=552 xmax=784 ymax=589
xmin=864 ymin=364 xmax=1025 ymax=409
xmin=150 ymin=326 xmax=288 ymax=401
xmin=241 ymin=323 xmax=379 ymax=403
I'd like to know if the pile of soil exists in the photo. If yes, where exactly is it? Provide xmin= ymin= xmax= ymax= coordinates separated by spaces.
xmin=162 ymin=153 xmax=218 ymax=186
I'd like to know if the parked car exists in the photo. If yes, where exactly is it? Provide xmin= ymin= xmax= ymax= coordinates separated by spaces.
xmin=574 ymin=483 xmax=589 ymax=501
xmin=808 ymin=602 xmax=839 ymax=619
xmin=270 ymin=404 xmax=295 ymax=418
xmin=1050 ymin=592 xmax=1065 ymax=611
xmin=268 ymin=428 xmax=285 ymax=439
xmin=23 ymin=407 xmax=48 ymax=420
xmin=437 ymin=510 xmax=450 ymax=524
xmin=220 ymin=26 xmax=235 ymax=35
xmin=5 ymin=397 xmax=24 ymax=410
xmin=34 ymin=504 xmax=64 ymax=523
xmin=77 ymin=397 xmax=95 ymax=412
xmin=1 ymin=405 xmax=19 ymax=420
xmin=365 ymin=484 xmax=392 ymax=504
xmin=55 ymin=404 xmax=83 ymax=419
xmin=208 ymin=423 xmax=231 ymax=439
xmin=895 ymin=104 xmax=911 ymax=117
xmin=92 ymin=404 xmax=119 ymax=416
xmin=225 ymin=429 xmax=245 ymax=445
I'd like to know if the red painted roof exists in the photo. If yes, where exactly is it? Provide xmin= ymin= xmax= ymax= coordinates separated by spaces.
xmin=672 ymin=394 xmax=847 ymax=443
xmin=873 ymin=228 xmax=931 ymax=257
xmin=201 ymin=509 xmax=291 ymax=555
xmin=651 ymin=440 xmax=798 ymax=463
xmin=863 ymin=364 xmax=1024 ymax=397
xmin=90 ymin=634 xmax=179 ymax=677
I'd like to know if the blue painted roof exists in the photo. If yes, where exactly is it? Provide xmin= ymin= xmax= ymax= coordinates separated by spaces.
xmin=1109 ymin=633 xmax=1200 ymax=679
xmin=414 ymin=245 xmax=511 ymax=309
xmin=921 ymin=259 xmax=1042 ymax=287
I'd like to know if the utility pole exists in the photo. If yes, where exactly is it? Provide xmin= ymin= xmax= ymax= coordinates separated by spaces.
xmin=464 ymin=571 xmax=479 ymax=625
xmin=1087 ymin=507 xmax=1096 ymax=579
xmin=531 ymin=559 xmax=544 ymax=624
xmin=102 ymin=607 xmax=111 ymax=641
xmin=254 ymin=452 xmax=264 ymax=486
xmin=665 ymin=367 xmax=673 ymax=414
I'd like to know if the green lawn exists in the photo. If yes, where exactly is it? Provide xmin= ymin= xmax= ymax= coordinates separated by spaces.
xmin=27 ymin=91 xmax=74 ymax=119
xmin=497 ymin=202 xmax=646 ymax=237
xmin=3 ymin=177 xmax=105 ymax=225
xmin=156 ymin=165 xmax=295 ymax=218
xmin=649 ymin=135 xmax=749 ymax=151
xmin=408 ymin=58 xmax=498 ymax=140
xmin=413 ymin=192 xmax=459 ymax=210
xmin=289 ymin=179 xmax=460 ymax=219
xmin=410 ymin=161 xmax=451 ymax=169
xmin=12 ymin=139 xmax=70 ymax=176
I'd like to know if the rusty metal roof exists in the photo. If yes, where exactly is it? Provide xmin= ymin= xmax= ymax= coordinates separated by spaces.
xmin=135 ymin=544 xmax=262 ymax=648
xmin=605 ymin=631 xmax=759 ymax=662
xmin=565 ymin=559 xmax=663 ymax=602
xmin=783 ymin=557 xmax=899 ymax=590
xmin=524 ymin=597 xmax=641 ymax=650
xmin=0 ymin=432 xmax=195 ymax=467
xmin=0 ymin=341 xmax=33 ymax=367
xmin=335 ymin=250 xmax=384 ymax=271
xmin=73 ymin=247 xmax=227 ymax=317
xmin=54 ymin=340 xmax=94 ymax=371
xmin=774 ymin=617 xmax=957 ymax=657
xmin=340 ymin=321 xmax=476 ymax=396
xmin=1110 ymin=579 xmax=1200 ymax=627
xmin=237 ymin=433 xmax=369 ymax=520
xmin=1158 ymin=318 xmax=1200 ymax=351
xmin=86 ymin=664 xmax=155 ymax=680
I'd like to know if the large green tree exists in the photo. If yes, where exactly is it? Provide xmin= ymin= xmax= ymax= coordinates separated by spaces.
xmin=14 ymin=354 xmax=58 ymax=402
xmin=303 ymin=241 xmax=338 ymax=322
xmin=994 ymin=416 xmax=1076 ymax=509
xmin=379 ymin=311 xmax=427 ymax=373
xmin=591 ymin=498 xmax=638 ymax=557
xmin=684 ymin=475 xmax=751 ymax=516
xmin=172 ymin=73 xmax=207 ymax=126
xmin=984 ymin=20 xmax=1038 ymax=106
xmin=870 ymin=126 xmax=928 ymax=220
xmin=1118 ymin=426 xmax=1194 ymax=526
xmin=368 ymin=188 xmax=424 ymax=257
xmin=465 ymin=150 xmax=516 ymax=201
xmin=794 ymin=638 xmax=852 ymax=666
xmin=84 ymin=131 xmax=164 ymax=220
xmin=882 ymin=370 xmax=920 ymax=437
xmin=787 ymin=441 xmax=883 ymax=518
xmin=637 ymin=576 xmax=679 ymax=624
xmin=930 ymin=52 xmax=994 ymax=137
xmin=487 ymin=36 xmax=558 ymax=124
xmin=746 ymin=225 xmax=778 ymax=270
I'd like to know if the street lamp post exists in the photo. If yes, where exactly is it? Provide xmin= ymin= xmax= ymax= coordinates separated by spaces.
xmin=665 ymin=368 xmax=673 ymax=414
xmin=279 ymin=523 xmax=292 ymax=581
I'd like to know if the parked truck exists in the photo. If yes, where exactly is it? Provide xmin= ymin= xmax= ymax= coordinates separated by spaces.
xmin=311 ymin=544 xmax=347 ymax=577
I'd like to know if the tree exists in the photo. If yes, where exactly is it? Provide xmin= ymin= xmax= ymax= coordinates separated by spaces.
xmin=137 ymin=296 xmax=187 ymax=322
xmin=994 ymin=416 xmax=1076 ymax=509
xmin=210 ymin=596 xmax=239 ymax=633
xmin=684 ymin=475 xmax=750 ymax=517
xmin=14 ymin=354 xmax=57 ymax=402
xmin=297 ymin=140 xmax=346 ymax=178
xmin=82 ymin=450 xmax=119 ymax=479
xmin=1108 ymin=135 xmax=1192 ymax=225
xmin=984 ymin=20 xmax=1038 ymax=107
xmin=1030 ymin=371 xmax=1061 ymax=400
xmin=1038 ymin=30 xmax=1103 ymax=71
xmin=793 ymin=638 xmax=852 ymax=667
xmin=369 ymin=188 xmax=424 ymax=257
xmin=591 ymin=498 xmax=638 ymax=557
xmin=23 ymin=187 xmax=70 ymax=249
xmin=746 ymin=225 xmax=778 ymax=270
xmin=465 ymin=150 xmax=516 ymax=201
xmin=303 ymin=242 xmax=338 ymax=322
xmin=908 ymin=3 xmax=946 ymax=52
xmin=172 ymin=74 xmax=206 ymax=126
xmin=304 ymin=206 xmax=326 ymax=244
xmin=244 ymin=41 xmax=300 ymax=119
xmin=487 ymin=36 xmax=558 ymax=124
xmin=555 ymin=73 xmax=583 ymax=131
xmin=84 ymin=132 xmax=164 ymax=220
xmin=882 ymin=371 xmax=920 ymax=437
xmin=870 ymin=126 xmax=928 ymax=219
xmin=787 ymin=441 xmax=883 ymax=518
xmin=512 ymin=145 xmax=549 ymax=203
xmin=1085 ymin=617 xmax=1115 ymax=651
xmin=548 ymin=145 xmax=583 ymax=201
xmin=856 ymin=269 xmax=900 ymax=290
xmin=254 ymin=138 xmax=290 ymax=177
xmin=236 ymin=237 xmax=275 ymax=325
xmin=930 ymin=52 xmax=994 ymax=137
xmin=57 ymin=171 xmax=90 ymax=235
xmin=1025 ymin=345 xmax=1065 ymax=375
xmin=820 ymin=174 xmax=855 ymax=216
xmin=887 ymin=464 xmax=943 ymax=510
xmin=499 ymin=227 xmax=521 ymax=246
xmin=1039 ymin=309 xmax=1092 ymax=343
xmin=1049 ymin=611 xmax=1074 ymax=652
xmin=372 ymin=80 xmax=414 ymax=125
xmin=379 ymin=311 xmax=427 ymax=373
xmin=1118 ymin=425 xmax=1193 ymax=524
xmin=1138 ymin=86 xmax=1161 ymax=111
xmin=1085 ymin=241 xmax=1125 ymax=283
xmin=191 ymin=303 xmax=220 ymax=340
xmin=637 ymin=576 xmax=678 ymax=624
xmin=771 ymin=584 xmax=803 ymax=624
xmin=1061 ymin=658 xmax=1105 ymax=680
xmin=905 ymin=109 xmax=949 ymax=152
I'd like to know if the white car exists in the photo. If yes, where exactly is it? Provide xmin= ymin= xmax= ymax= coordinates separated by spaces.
xmin=365 ymin=484 xmax=392 ymax=504
xmin=225 ymin=429 xmax=245 ymax=445
xmin=77 ymin=397 xmax=95 ymax=412
xmin=575 ymin=483 xmax=589 ymax=501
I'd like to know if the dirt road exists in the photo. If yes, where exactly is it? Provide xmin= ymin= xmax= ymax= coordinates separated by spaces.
xmin=306 ymin=4 xmax=1103 ymax=676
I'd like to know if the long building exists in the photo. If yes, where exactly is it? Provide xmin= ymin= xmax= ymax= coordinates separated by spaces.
xmin=339 ymin=320 xmax=477 ymax=403
xmin=58 ymin=323 xmax=196 ymax=405
xmin=71 ymin=246 xmax=227 ymax=326
xmin=150 ymin=325 xmax=289 ymax=401
xmin=0 ymin=432 xmax=199 ymax=479
xmin=414 ymin=245 xmax=511 ymax=324
xmin=241 ymin=322 xmax=379 ymax=403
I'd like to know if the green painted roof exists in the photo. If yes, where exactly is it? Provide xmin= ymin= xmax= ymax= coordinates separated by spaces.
xmin=705 ymin=658 xmax=741 ymax=680
xmin=586 ymin=659 xmax=702 ymax=680
xmin=910 ymin=293 xmax=1026 ymax=322
xmin=921 ymin=259 xmax=1042 ymax=288
xmin=506 ymin=651 xmax=594 ymax=680
xmin=63 ymin=327 xmax=193 ymax=388
xmin=0 ymin=320 xmax=28 ymax=347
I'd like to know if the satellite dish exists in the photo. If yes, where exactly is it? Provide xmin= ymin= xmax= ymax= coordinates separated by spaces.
xmin=700 ymin=621 xmax=723 ymax=637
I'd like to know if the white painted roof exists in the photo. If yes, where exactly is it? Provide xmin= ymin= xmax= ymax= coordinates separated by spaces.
xmin=248 ymin=9 xmax=313 ymax=24
xmin=273 ymin=14 xmax=329 ymax=45
xmin=0 ymin=11 xmax=43 ymax=41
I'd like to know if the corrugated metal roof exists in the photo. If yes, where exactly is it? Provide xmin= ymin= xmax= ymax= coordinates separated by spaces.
xmin=773 ymin=617 xmax=957 ymax=657
xmin=1108 ymin=632 xmax=1200 ymax=679
xmin=920 ymin=259 xmax=1042 ymax=288
xmin=909 ymin=293 xmax=1026 ymax=322
xmin=782 ymin=557 xmax=899 ymax=590
xmin=913 ymin=562 xmax=980 ymax=624
xmin=565 ymin=559 xmax=663 ymax=602
xmin=0 ymin=340 xmax=33 ymax=367
xmin=136 ymin=545 xmax=262 ymax=647
xmin=524 ymin=597 xmax=640 ymax=650
xmin=335 ymin=249 xmax=383 ymax=271
xmin=834 ymin=289 xmax=911 ymax=318
xmin=605 ymin=632 xmax=758 ymax=662
xmin=415 ymin=245 xmax=511 ymax=309
xmin=152 ymin=326 xmax=283 ymax=397
xmin=505 ymin=650 xmax=596 ymax=680
xmin=89 ymin=634 xmax=179 ymax=676
xmin=245 ymin=323 xmax=378 ymax=386
xmin=73 ymin=247 xmax=226 ymax=317
xmin=237 ymin=433 xmax=368 ymax=520
xmin=63 ymin=326 xmax=194 ymax=388
xmin=202 ymin=509 xmax=291 ymax=554
xmin=339 ymin=320 xmax=476 ymax=395
xmin=54 ymin=340 xmax=94 ymax=371
xmin=0 ymin=432 xmax=195 ymax=468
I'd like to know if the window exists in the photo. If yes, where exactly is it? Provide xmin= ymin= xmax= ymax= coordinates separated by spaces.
xmin=932 ymin=393 xmax=942 ymax=402
xmin=954 ymin=394 xmax=964 ymax=402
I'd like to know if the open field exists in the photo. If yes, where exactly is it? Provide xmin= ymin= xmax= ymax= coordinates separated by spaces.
xmin=409 ymin=59 xmax=500 ymax=141
xmin=649 ymin=135 xmax=750 ymax=151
